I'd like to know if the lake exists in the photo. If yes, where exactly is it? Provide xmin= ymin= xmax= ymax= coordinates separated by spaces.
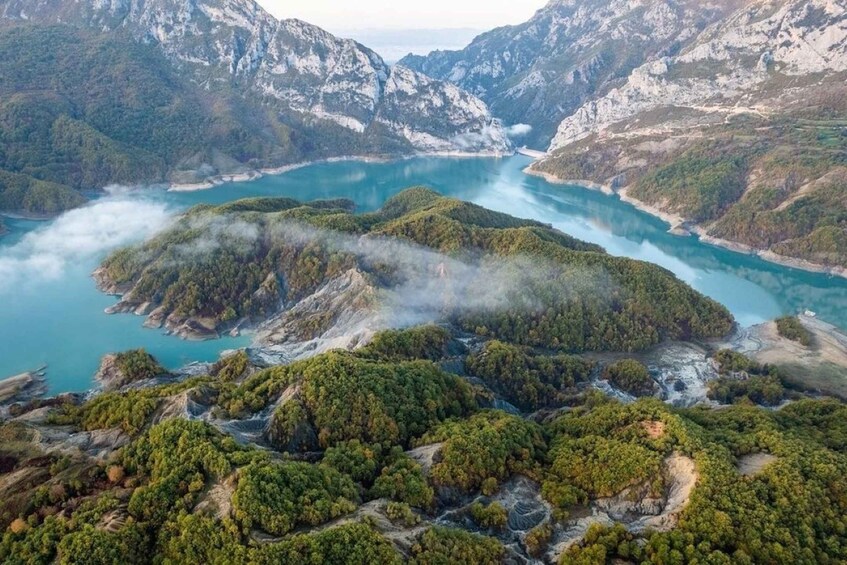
xmin=2 ymin=155 xmax=846 ymax=393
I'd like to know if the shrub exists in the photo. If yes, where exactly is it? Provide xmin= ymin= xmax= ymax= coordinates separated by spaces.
xmin=232 ymin=461 xmax=358 ymax=536
xmin=602 ymin=359 xmax=655 ymax=397
xmin=776 ymin=316 xmax=813 ymax=347
xmin=469 ymin=501 xmax=508 ymax=530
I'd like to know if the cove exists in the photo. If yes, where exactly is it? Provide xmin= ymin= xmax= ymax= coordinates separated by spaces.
xmin=2 ymin=155 xmax=846 ymax=394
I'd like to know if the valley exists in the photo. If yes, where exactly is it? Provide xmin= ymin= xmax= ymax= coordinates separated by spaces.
xmin=403 ymin=0 xmax=847 ymax=278
xmin=0 ymin=0 xmax=846 ymax=562
xmin=3 ymin=156 xmax=847 ymax=394
xmin=0 ymin=1 xmax=509 ymax=218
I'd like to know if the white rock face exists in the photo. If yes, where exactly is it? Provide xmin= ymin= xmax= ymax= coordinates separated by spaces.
xmin=401 ymin=0 xmax=735 ymax=147
xmin=549 ymin=0 xmax=847 ymax=150
xmin=377 ymin=66 xmax=508 ymax=152
xmin=0 ymin=0 xmax=508 ymax=153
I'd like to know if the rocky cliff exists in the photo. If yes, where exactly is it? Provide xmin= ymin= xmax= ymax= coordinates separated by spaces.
xmin=400 ymin=0 xmax=735 ymax=148
xmin=0 ymin=0 xmax=507 ymax=155
xmin=548 ymin=0 xmax=847 ymax=150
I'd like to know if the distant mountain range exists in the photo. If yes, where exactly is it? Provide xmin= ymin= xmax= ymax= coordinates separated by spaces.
xmin=400 ymin=0 xmax=738 ymax=149
xmin=404 ymin=0 xmax=847 ymax=274
xmin=332 ymin=28 xmax=485 ymax=64
xmin=0 ymin=0 xmax=508 ymax=215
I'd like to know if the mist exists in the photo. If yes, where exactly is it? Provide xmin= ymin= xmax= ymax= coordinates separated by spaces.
xmin=0 ymin=198 xmax=173 ymax=293
xmin=506 ymin=123 xmax=533 ymax=138
xmin=171 ymin=214 xmax=609 ymax=329
xmin=450 ymin=124 xmax=509 ymax=152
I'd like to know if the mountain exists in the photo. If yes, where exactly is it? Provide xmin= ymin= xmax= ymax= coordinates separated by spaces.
xmin=546 ymin=0 xmax=847 ymax=150
xmin=400 ymin=0 xmax=739 ymax=148
xmin=400 ymin=0 xmax=846 ymax=274
xmin=334 ymin=28 xmax=486 ymax=64
xmin=0 ymin=0 xmax=507 ymax=217
xmin=534 ymin=0 xmax=847 ymax=273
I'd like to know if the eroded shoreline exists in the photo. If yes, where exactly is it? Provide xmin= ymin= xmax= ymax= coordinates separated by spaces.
xmin=525 ymin=164 xmax=847 ymax=281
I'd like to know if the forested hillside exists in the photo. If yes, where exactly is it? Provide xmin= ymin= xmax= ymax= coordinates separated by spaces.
xmin=535 ymin=102 xmax=847 ymax=270
xmin=529 ymin=0 xmax=847 ymax=273
xmin=97 ymin=188 xmax=733 ymax=350
xmin=0 ymin=0 xmax=509 ymax=219
xmin=0 ymin=26 xmax=409 ymax=216
xmin=1 ymin=189 xmax=845 ymax=563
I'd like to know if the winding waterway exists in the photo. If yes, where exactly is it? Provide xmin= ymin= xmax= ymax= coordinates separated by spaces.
xmin=2 ymin=155 xmax=846 ymax=393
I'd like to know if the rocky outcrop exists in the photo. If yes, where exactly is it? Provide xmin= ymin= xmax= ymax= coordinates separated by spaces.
xmin=145 ymin=310 xmax=220 ymax=341
xmin=548 ymin=452 xmax=698 ymax=560
xmin=93 ymin=351 xmax=169 ymax=391
xmin=256 ymin=268 xmax=381 ymax=362
xmin=548 ymin=0 xmax=847 ymax=150
xmin=0 ymin=372 xmax=45 ymax=405
xmin=376 ymin=66 xmax=508 ymax=153
xmin=737 ymin=452 xmax=778 ymax=476
xmin=594 ymin=480 xmax=666 ymax=520
xmin=93 ymin=355 xmax=127 ymax=391
xmin=433 ymin=475 xmax=553 ymax=561
xmin=592 ymin=453 xmax=697 ymax=533
xmin=31 ymin=426 xmax=130 ymax=460
xmin=194 ymin=472 xmax=237 ymax=520
xmin=405 ymin=443 xmax=444 ymax=476
xmin=0 ymin=0 xmax=508 ymax=155
xmin=152 ymin=385 xmax=217 ymax=425
xmin=264 ymin=385 xmax=319 ymax=452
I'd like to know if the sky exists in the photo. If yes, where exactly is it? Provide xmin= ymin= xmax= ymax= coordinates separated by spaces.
xmin=258 ymin=0 xmax=542 ymax=32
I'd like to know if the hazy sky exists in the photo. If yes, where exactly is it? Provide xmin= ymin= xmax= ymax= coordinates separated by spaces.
xmin=259 ymin=0 xmax=542 ymax=31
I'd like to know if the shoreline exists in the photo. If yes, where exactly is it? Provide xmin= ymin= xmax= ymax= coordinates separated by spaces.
xmin=0 ymin=210 xmax=56 ymax=222
xmin=526 ymin=163 xmax=847 ymax=281
xmin=0 ymin=211 xmax=54 ymax=236
xmin=168 ymin=150 xmax=512 ymax=192
xmin=522 ymin=166 xmax=614 ymax=195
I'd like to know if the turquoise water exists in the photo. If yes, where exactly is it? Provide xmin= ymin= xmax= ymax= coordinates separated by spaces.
xmin=2 ymin=155 xmax=846 ymax=393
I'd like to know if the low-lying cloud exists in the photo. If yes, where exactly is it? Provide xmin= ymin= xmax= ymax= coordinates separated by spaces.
xmin=0 ymin=197 xmax=173 ymax=293
xmin=505 ymin=123 xmax=533 ymax=137
xmin=450 ymin=124 xmax=508 ymax=152
xmin=193 ymin=216 xmax=607 ymax=329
